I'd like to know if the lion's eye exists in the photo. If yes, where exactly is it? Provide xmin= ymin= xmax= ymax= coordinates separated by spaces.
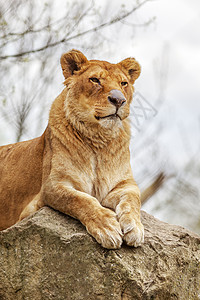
xmin=90 ymin=77 xmax=100 ymax=84
xmin=121 ymin=81 xmax=128 ymax=87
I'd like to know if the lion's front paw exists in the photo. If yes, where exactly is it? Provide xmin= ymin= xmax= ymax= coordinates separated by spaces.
xmin=116 ymin=205 xmax=144 ymax=247
xmin=122 ymin=216 xmax=144 ymax=247
xmin=85 ymin=208 xmax=123 ymax=249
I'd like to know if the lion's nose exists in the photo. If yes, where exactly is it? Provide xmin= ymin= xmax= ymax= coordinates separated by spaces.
xmin=108 ymin=89 xmax=126 ymax=109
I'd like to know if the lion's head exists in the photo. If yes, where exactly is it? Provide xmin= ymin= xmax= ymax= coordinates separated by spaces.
xmin=60 ymin=49 xmax=140 ymax=130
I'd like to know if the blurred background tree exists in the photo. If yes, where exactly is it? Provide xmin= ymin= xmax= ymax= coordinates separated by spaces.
xmin=0 ymin=0 xmax=199 ymax=233
xmin=0 ymin=0 xmax=154 ymax=141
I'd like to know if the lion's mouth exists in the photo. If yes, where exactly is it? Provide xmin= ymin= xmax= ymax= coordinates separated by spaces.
xmin=95 ymin=113 xmax=121 ymax=121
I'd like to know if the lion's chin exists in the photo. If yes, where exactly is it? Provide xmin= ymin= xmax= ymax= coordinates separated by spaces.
xmin=96 ymin=115 xmax=123 ymax=129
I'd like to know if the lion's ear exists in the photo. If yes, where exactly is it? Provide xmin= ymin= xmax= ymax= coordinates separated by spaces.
xmin=118 ymin=58 xmax=141 ymax=84
xmin=60 ymin=49 xmax=88 ymax=79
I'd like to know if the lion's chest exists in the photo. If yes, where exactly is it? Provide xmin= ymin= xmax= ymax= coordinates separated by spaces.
xmin=56 ymin=140 xmax=128 ymax=203
xmin=67 ymin=154 xmax=116 ymax=202
xmin=90 ymin=151 xmax=125 ymax=203
xmin=64 ymin=150 xmax=123 ymax=203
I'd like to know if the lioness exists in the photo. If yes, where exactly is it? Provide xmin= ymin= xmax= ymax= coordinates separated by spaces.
xmin=0 ymin=49 xmax=144 ymax=249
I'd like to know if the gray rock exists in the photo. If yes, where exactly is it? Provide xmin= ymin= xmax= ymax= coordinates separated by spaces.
xmin=0 ymin=207 xmax=200 ymax=300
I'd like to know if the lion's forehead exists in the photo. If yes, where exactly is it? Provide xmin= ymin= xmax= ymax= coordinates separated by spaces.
xmin=84 ymin=62 xmax=127 ymax=81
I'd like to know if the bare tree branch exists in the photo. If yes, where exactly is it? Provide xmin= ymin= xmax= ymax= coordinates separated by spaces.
xmin=0 ymin=0 xmax=150 ymax=60
xmin=120 ymin=16 xmax=156 ymax=27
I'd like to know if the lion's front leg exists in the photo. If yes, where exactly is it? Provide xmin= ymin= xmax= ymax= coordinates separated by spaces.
xmin=102 ymin=179 xmax=144 ymax=247
xmin=41 ymin=179 xmax=122 ymax=249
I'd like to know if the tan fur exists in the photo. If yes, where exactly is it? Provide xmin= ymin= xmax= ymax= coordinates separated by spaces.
xmin=0 ymin=49 xmax=144 ymax=249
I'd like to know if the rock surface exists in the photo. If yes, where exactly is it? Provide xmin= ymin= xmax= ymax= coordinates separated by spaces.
xmin=0 ymin=207 xmax=200 ymax=300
